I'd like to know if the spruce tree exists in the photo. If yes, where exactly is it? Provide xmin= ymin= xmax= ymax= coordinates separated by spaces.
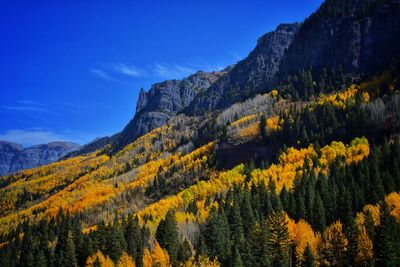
xmin=267 ymin=211 xmax=290 ymax=267
xmin=155 ymin=210 xmax=180 ymax=265
xmin=233 ymin=248 xmax=244 ymax=267
xmin=312 ymin=193 xmax=326 ymax=232
xmin=375 ymin=202 xmax=400 ymax=266
xmin=301 ymin=244 xmax=316 ymax=267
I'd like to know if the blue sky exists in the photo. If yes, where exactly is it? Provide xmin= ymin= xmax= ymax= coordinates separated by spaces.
xmin=0 ymin=0 xmax=323 ymax=147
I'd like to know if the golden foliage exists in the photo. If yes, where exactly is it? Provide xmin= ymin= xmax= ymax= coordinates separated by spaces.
xmin=317 ymin=84 xmax=369 ymax=109
xmin=138 ymin=165 xmax=245 ymax=229
xmin=151 ymin=241 xmax=171 ymax=267
xmin=230 ymin=114 xmax=257 ymax=128
xmin=287 ymin=216 xmax=320 ymax=264
xmin=385 ymin=192 xmax=400 ymax=222
xmin=117 ymin=252 xmax=136 ymax=267
xmin=266 ymin=115 xmax=282 ymax=132
xmin=319 ymin=221 xmax=348 ymax=266
xmin=252 ymin=137 xmax=370 ymax=192
xmin=356 ymin=227 xmax=374 ymax=266
xmin=86 ymin=251 xmax=114 ymax=267
xmin=182 ymin=256 xmax=221 ymax=267
xmin=143 ymin=249 xmax=153 ymax=267
xmin=355 ymin=204 xmax=381 ymax=227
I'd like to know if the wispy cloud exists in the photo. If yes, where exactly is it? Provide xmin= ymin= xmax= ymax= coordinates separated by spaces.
xmin=90 ymin=59 xmax=231 ymax=83
xmin=1 ymin=100 xmax=61 ymax=117
xmin=153 ymin=63 xmax=195 ymax=79
xmin=0 ymin=129 xmax=84 ymax=147
xmin=113 ymin=63 xmax=144 ymax=77
xmin=89 ymin=68 xmax=114 ymax=81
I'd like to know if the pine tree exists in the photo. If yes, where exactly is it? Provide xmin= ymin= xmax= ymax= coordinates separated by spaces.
xmin=260 ymin=114 xmax=267 ymax=140
xmin=107 ymin=215 xmax=127 ymax=263
xmin=233 ymin=248 xmax=244 ymax=267
xmin=301 ymin=244 xmax=316 ymax=267
xmin=203 ymin=208 xmax=231 ymax=265
xmin=375 ymin=202 xmax=400 ymax=267
xmin=344 ymin=217 xmax=359 ymax=267
xmin=267 ymin=212 xmax=290 ymax=267
xmin=312 ymin=193 xmax=326 ymax=232
xmin=177 ymin=239 xmax=192 ymax=263
xmin=155 ymin=210 xmax=180 ymax=265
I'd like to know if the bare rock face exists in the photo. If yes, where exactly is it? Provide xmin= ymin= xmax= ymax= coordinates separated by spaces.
xmin=113 ymin=70 xmax=226 ymax=150
xmin=0 ymin=141 xmax=80 ymax=176
xmin=186 ymin=23 xmax=301 ymax=115
xmin=279 ymin=0 xmax=400 ymax=78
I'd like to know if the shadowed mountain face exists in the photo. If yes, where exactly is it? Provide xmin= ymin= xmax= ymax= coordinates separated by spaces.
xmin=0 ymin=141 xmax=80 ymax=176
xmin=185 ymin=23 xmax=301 ymax=115
xmin=278 ymin=0 xmax=400 ymax=78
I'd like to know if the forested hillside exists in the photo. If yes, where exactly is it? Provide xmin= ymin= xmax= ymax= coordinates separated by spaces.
xmin=1 ymin=0 xmax=400 ymax=266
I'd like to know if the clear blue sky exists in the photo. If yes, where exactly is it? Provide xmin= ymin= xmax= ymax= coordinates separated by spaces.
xmin=0 ymin=0 xmax=323 ymax=147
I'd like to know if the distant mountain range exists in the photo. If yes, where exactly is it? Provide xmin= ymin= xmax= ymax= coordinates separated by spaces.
xmin=0 ymin=141 xmax=80 ymax=175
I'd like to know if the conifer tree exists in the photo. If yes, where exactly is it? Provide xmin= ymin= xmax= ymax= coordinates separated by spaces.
xmin=267 ymin=211 xmax=290 ymax=267
xmin=374 ymin=202 xmax=400 ymax=267
xmin=301 ymin=244 xmax=316 ymax=267
xmin=233 ymin=248 xmax=244 ymax=267
xmin=155 ymin=210 xmax=180 ymax=265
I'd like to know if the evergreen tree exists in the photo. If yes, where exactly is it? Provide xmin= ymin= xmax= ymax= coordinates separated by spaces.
xmin=178 ymin=239 xmax=192 ymax=263
xmin=233 ymin=248 xmax=244 ymax=267
xmin=155 ymin=210 xmax=180 ymax=265
xmin=301 ymin=244 xmax=316 ymax=267
xmin=375 ymin=202 xmax=400 ymax=266
xmin=312 ymin=193 xmax=326 ymax=232
xmin=106 ymin=215 xmax=127 ymax=263
xmin=203 ymin=208 xmax=231 ymax=265
xmin=267 ymin=212 xmax=290 ymax=267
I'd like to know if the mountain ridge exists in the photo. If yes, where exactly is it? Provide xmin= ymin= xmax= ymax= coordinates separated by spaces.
xmin=0 ymin=141 xmax=80 ymax=176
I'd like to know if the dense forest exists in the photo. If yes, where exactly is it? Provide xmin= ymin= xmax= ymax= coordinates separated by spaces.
xmin=1 ymin=0 xmax=400 ymax=266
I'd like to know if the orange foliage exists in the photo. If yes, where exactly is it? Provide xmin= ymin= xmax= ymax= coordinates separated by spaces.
xmin=287 ymin=216 xmax=320 ymax=264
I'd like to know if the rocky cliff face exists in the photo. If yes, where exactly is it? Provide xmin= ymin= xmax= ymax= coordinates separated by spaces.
xmin=279 ymin=0 xmax=400 ymax=78
xmin=186 ymin=23 xmax=300 ymax=115
xmin=113 ymin=70 xmax=226 ymax=150
xmin=0 ymin=141 xmax=80 ymax=176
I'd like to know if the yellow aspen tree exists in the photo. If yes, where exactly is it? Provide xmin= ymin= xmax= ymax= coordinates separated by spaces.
xmin=319 ymin=221 xmax=348 ymax=266
xmin=152 ymin=241 xmax=171 ymax=267
xmin=143 ymin=248 xmax=153 ymax=267
xmin=356 ymin=227 xmax=374 ymax=266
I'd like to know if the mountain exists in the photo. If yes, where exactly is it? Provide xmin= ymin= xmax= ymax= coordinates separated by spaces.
xmin=186 ymin=23 xmax=300 ymax=115
xmin=113 ymin=70 xmax=227 ymax=150
xmin=278 ymin=0 xmax=400 ymax=85
xmin=0 ymin=141 xmax=80 ymax=176
xmin=0 ymin=141 xmax=24 ymax=175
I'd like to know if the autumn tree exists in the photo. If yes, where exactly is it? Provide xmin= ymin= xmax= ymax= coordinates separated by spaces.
xmin=356 ymin=227 xmax=374 ymax=267
xmin=319 ymin=221 xmax=348 ymax=267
